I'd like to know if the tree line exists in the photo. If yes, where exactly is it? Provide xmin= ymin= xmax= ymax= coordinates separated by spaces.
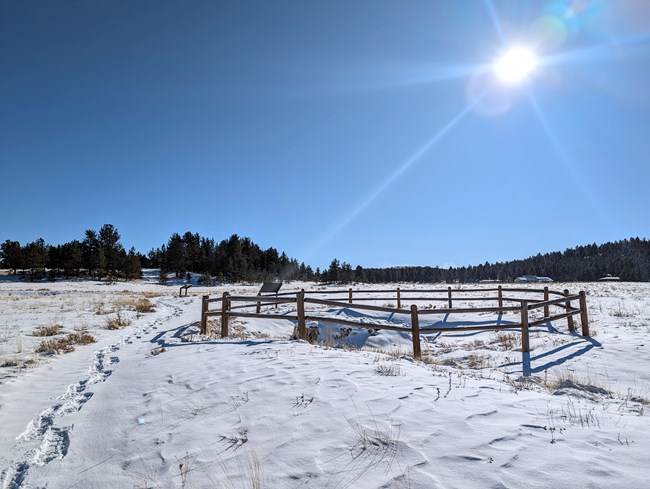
xmin=2 ymin=225 xmax=648 ymax=283
xmin=148 ymin=232 xmax=316 ymax=283
xmin=324 ymin=237 xmax=650 ymax=283
xmin=0 ymin=226 xmax=316 ymax=283
xmin=1 ymin=224 xmax=142 ymax=281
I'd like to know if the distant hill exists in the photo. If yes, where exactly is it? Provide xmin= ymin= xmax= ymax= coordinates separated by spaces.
xmin=3 ymin=228 xmax=649 ymax=283
xmin=356 ymin=238 xmax=650 ymax=283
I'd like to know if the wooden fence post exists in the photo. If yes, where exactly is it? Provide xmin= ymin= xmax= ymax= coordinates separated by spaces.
xmin=579 ymin=291 xmax=590 ymax=336
xmin=410 ymin=304 xmax=421 ymax=360
xmin=498 ymin=285 xmax=503 ymax=310
xmin=447 ymin=287 xmax=453 ymax=309
xmin=256 ymin=295 xmax=261 ymax=314
xmin=348 ymin=288 xmax=353 ymax=305
xmin=200 ymin=295 xmax=209 ymax=334
xmin=297 ymin=290 xmax=306 ymax=340
xmin=397 ymin=287 xmax=401 ymax=309
xmin=220 ymin=292 xmax=230 ymax=338
xmin=543 ymin=286 xmax=550 ymax=318
xmin=564 ymin=289 xmax=575 ymax=332
xmin=521 ymin=301 xmax=530 ymax=353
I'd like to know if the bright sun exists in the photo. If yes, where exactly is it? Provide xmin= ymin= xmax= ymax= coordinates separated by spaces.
xmin=494 ymin=46 xmax=537 ymax=84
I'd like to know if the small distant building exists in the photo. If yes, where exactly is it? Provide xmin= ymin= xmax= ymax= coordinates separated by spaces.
xmin=598 ymin=274 xmax=620 ymax=281
xmin=514 ymin=275 xmax=554 ymax=283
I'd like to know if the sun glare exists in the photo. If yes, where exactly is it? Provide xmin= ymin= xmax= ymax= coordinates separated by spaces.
xmin=494 ymin=46 xmax=537 ymax=84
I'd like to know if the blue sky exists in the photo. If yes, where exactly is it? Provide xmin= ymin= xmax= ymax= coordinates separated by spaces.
xmin=1 ymin=1 xmax=649 ymax=269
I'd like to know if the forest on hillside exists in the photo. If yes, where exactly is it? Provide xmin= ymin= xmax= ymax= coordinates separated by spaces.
xmin=357 ymin=237 xmax=650 ymax=283
xmin=1 ymin=226 xmax=649 ymax=283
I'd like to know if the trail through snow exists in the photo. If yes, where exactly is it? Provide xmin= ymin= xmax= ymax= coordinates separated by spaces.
xmin=1 ymin=297 xmax=187 ymax=489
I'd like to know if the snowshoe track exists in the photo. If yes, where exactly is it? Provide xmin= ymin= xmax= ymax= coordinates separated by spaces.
xmin=0 ymin=297 xmax=184 ymax=488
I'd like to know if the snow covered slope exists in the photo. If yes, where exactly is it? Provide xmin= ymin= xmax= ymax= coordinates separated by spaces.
xmin=1 ymin=279 xmax=648 ymax=488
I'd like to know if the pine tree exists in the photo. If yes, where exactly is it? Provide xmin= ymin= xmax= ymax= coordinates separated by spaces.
xmin=158 ymin=267 xmax=169 ymax=285
xmin=24 ymin=238 xmax=48 ymax=281
xmin=98 ymin=224 xmax=124 ymax=278
xmin=1 ymin=240 xmax=23 ymax=274
xmin=122 ymin=247 xmax=142 ymax=281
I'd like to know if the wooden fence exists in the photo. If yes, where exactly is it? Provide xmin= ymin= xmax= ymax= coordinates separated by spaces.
xmin=200 ymin=286 xmax=589 ymax=360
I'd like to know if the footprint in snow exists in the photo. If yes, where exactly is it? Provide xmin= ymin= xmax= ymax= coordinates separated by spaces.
xmin=58 ymin=393 xmax=93 ymax=416
xmin=16 ymin=402 xmax=64 ymax=442
xmin=0 ymin=461 xmax=29 ymax=488
xmin=32 ymin=427 xmax=70 ymax=466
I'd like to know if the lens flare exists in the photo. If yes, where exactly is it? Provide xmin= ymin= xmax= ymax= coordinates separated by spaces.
xmin=494 ymin=46 xmax=538 ymax=84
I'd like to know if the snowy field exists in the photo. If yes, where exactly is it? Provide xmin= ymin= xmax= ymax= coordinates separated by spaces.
xmin=1 ymin=273 xmax=649 ymax=488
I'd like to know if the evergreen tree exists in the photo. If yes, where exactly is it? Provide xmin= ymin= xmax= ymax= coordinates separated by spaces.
xmin=327 ymin=259 xmax=340 ymax=283
xmin=98 ymin=224 xmax=124 ymax=277
xmin=158 ymin=267 xmax=169 ymax=285
xmin=122 ymin=247 xmax=142 ymax=281
xmin=83 ymin=230 xmax=105 ymax=278
xmin=23 ymin=238 xmax=48 ymax=281
xmin=1 ymin=240 xmax=23 ymax=274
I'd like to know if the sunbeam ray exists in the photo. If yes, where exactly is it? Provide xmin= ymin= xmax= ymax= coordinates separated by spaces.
xmin=289 ymin=63 xmax=486 ymax=100
xmin=484 ymin=0 xmax=506 ymax=43
xmin=526 ymin=89 xmax=600 ymax=212
xmin=303 ymin=97 xmax=483 ymax=261
xmin=540 ymin=32 xmax=650 ymax=67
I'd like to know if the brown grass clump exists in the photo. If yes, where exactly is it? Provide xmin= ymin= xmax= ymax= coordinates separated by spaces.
xmin=466 ymin=353 xmax=490 ymax=369
xmin=67 ymin=331 xmax=96 ymax=345
xmin=1 ymin=356 xmax=20 ymax=367
xmin=94 ymin=302 xmax=110 ymax=315
xmin=105 ymin=312 xmax=132 ymax=330
xmin=35 ymin=337 xmax=76 ymax=354
xmin=493 ymin=332 xmax=518 ymax=350
xmin=134 ymin=298 xmax=155 ymax=313
xmin=33 ymin=324 xmax=64 ymax=337
xmin=35 ymin=332 xmax=96 ymax=355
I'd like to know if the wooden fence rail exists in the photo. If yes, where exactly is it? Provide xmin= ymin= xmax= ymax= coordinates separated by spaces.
xmin=199 ymin=286 xmax=590 ymax=362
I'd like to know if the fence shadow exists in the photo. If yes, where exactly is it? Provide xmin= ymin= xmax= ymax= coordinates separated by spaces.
xmin=149 ymin=323 xmax=276 ymax=349
xmin=500 ymin=333 xmax=603 ymax=375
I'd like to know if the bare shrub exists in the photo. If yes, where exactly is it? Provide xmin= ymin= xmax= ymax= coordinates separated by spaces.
xmin=94 ymin=302 xmax=109 ymax=315
xmin=35 ymin=337 xmax=75 ymax=355
xmin=466 ymin=354 xmax=490 ymax=369
xmin=375 ymin=363 xmax=401 ymax=376
xmin=468 ymin=339 xmax=485 ymax=349
xmin=35 ymin=331 xmax=96 ymax=355
xmin=105 ymin=311 xmax=131 ymax=330
xmin=134 ymin=298 xmax=155 ymax=313
xmin=307 ymin=325 xmax=319 ymax=343
xmin=1 ymin=356 xmax=20 ymax=367
xmin=493 ymin=332 xmax=518 ymax=350
xmin=33 ymin=324 xmax=63 ymax=337
xmin=67 ymin=331 xmax=96 ymax=345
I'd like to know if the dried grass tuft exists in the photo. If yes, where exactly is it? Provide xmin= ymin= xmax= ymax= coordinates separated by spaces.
xmin=33 ymin=324 xmax=63 ymax=337
xmin=105 ymin=312 xmax=131 ymax=330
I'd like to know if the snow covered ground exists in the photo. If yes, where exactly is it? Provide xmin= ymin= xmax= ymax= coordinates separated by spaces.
xmin=1 ymin=274 xmax=649 ymax=488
